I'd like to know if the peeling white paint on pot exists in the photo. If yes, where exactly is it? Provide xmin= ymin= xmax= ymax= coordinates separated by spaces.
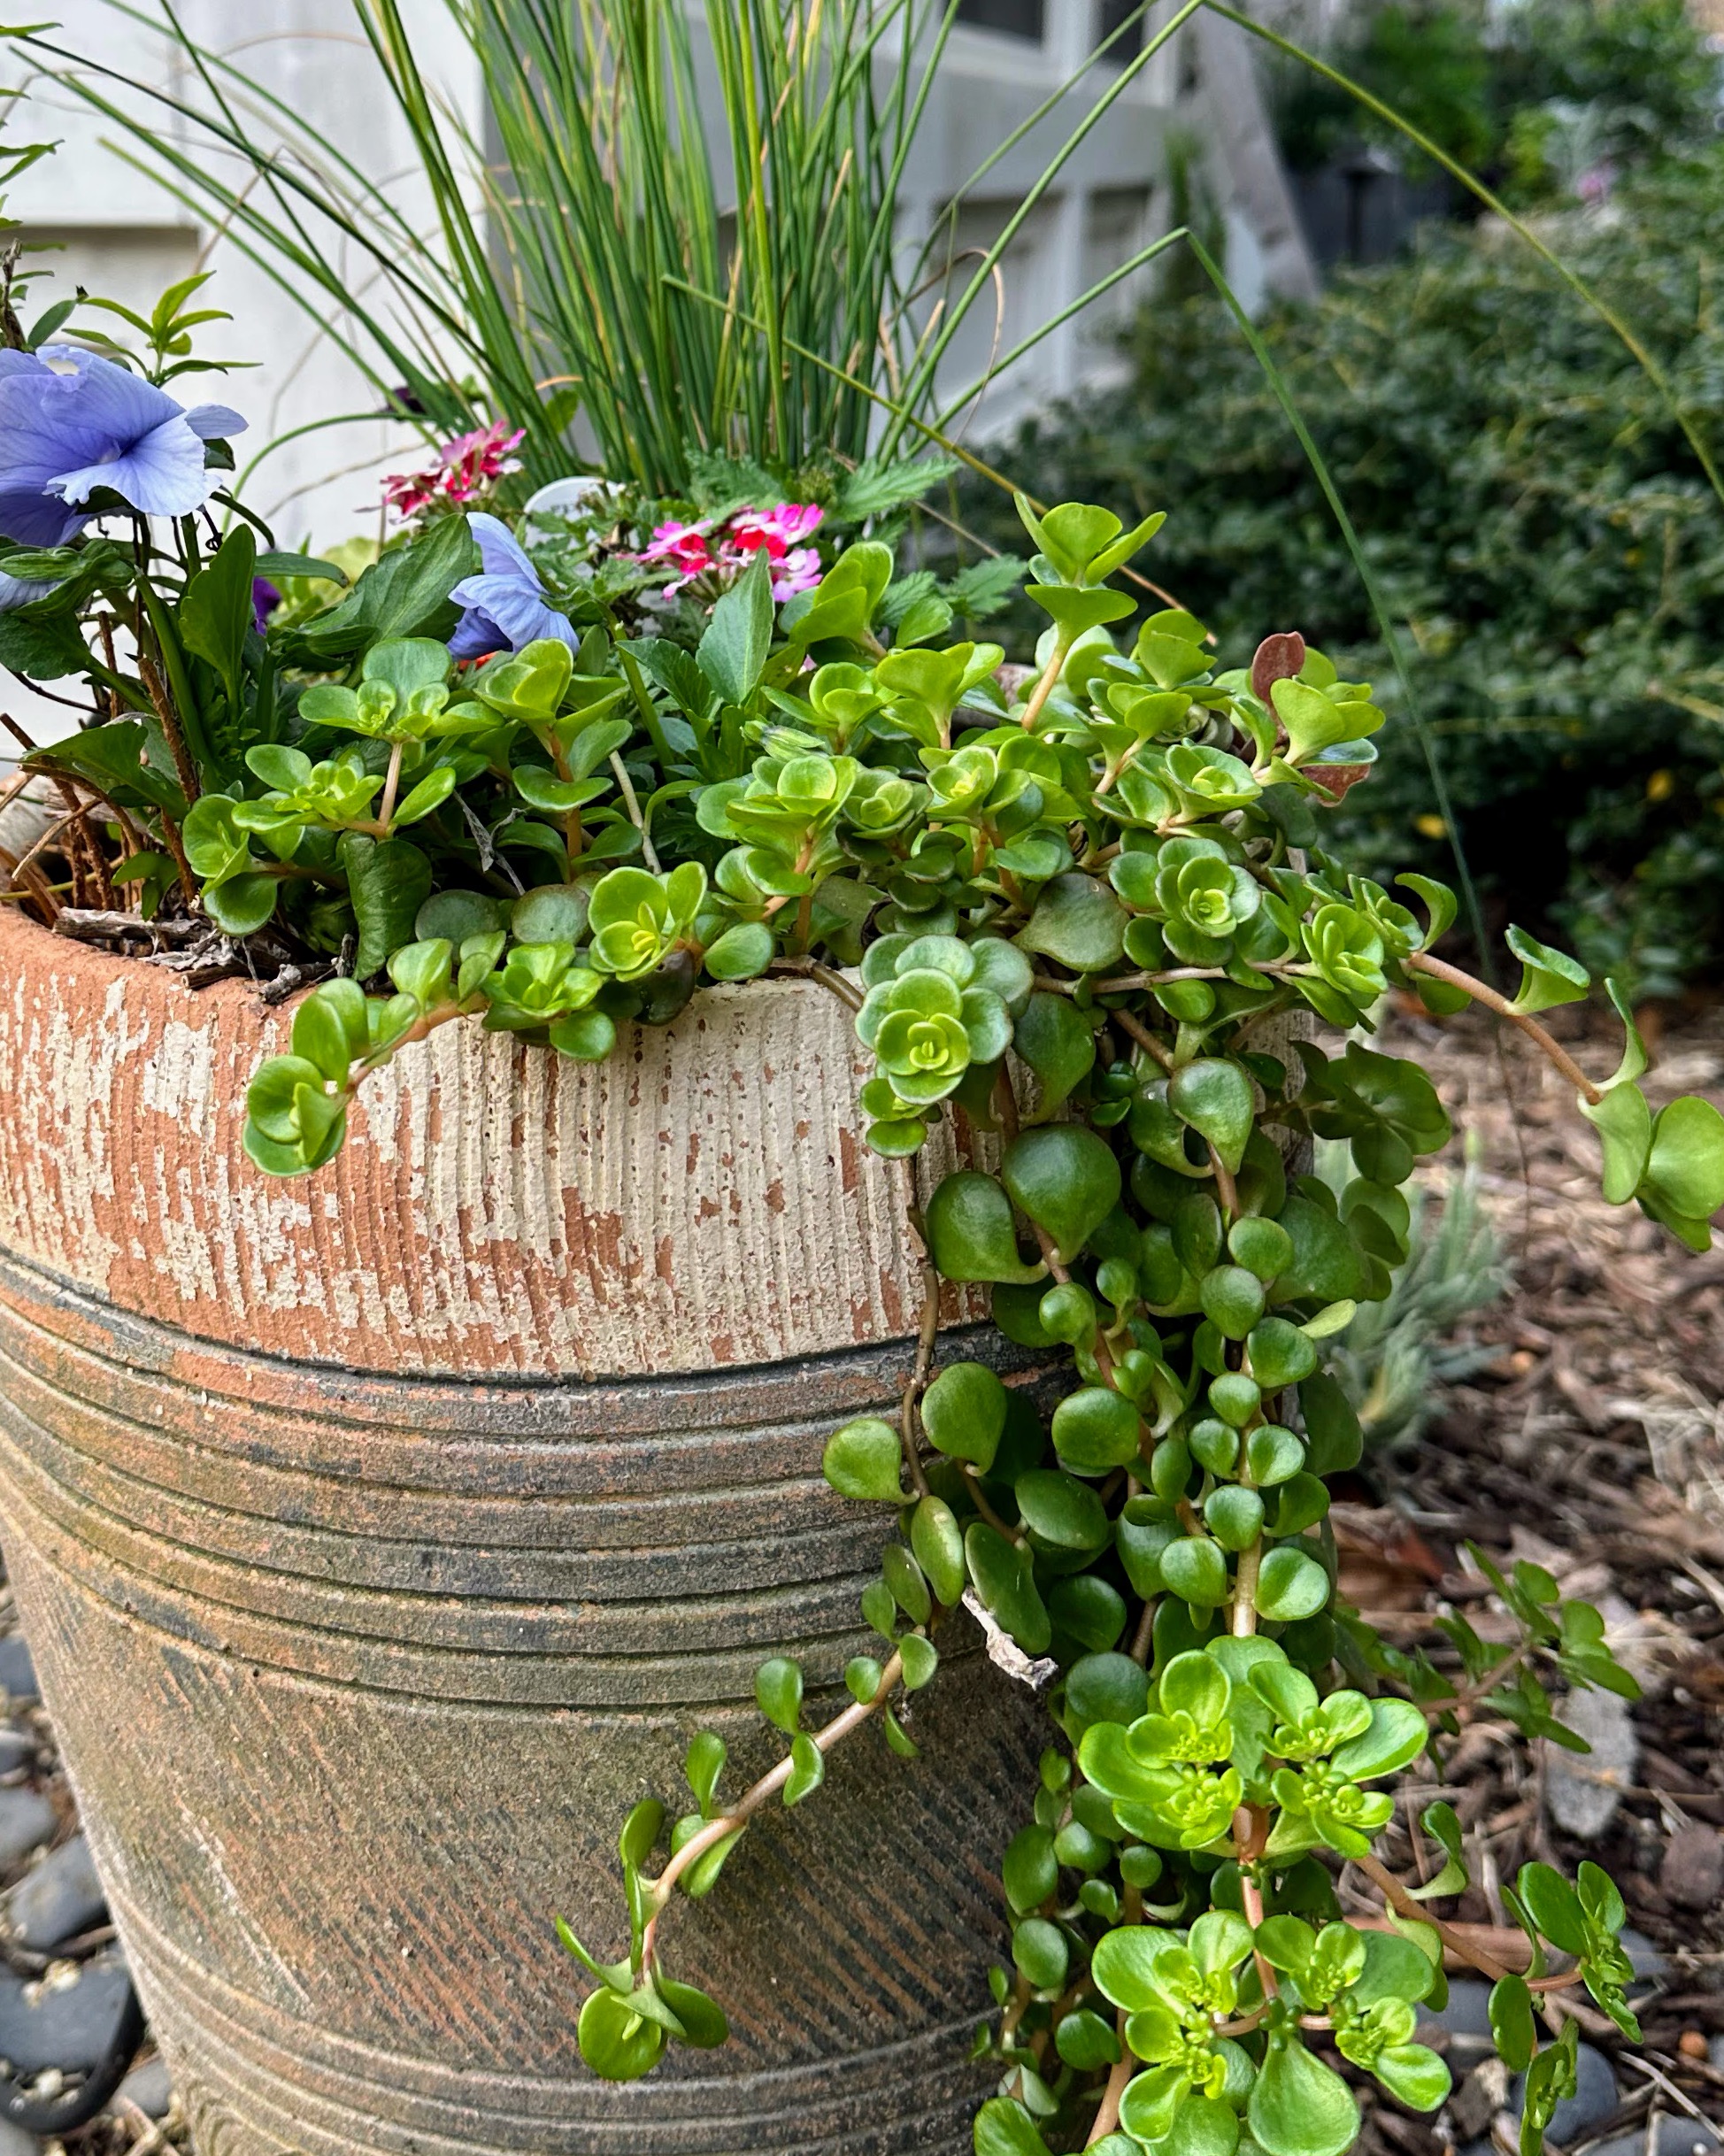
xmin=0 ymin=909 xmax=984 ymax=1380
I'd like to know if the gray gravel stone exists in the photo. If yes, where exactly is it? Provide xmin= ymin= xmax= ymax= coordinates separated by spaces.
xmin=0 ymin=2120 xmax=36 ymax=2155
xmin=1545 ymin=1687 xmax=1637 ymax=1838
xmin=1659 ymin=1824 xmax=1724 ymax=1913
xmin=0 ymin=1950 xmax=132 ymax=2074
xmin=7 ymin=1835 xmax=104 ymax=1949
xmin=1620 ymin=1926 xmax=1671 ymax=1981
xmin=0 ymin=1791 xmax=55 ymax=1873
xmin=1511 ymin=2040 xmax=1620 ymax=2144
xmin=0 ymin=1732 xmax=33 ymax=1776
xmin=0 ymin=1639 xmax=37 ymax=1706
xmin=1587 ymin=2121 xmax=1721 ymax=2156
xmin=1422 ymin=1975 xmax=1495 ymax=2040
xmin=114 ymin=2053 xmax=173 ymax=2119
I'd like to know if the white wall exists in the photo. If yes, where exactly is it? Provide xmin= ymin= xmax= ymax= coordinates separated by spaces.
xmin=4 ymin=0 xmax=1305 ymax=541
xmin=7 ymin=0 xmax=485 ymax=551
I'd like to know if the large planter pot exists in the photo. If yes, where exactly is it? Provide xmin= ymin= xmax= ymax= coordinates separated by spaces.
xmin=0 ymin=906 xmax=1041 ymax=2156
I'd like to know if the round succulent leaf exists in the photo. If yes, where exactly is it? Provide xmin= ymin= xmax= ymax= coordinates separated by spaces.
xmin=1051 ymin=1385 xmax=1142 ymax=1473
xmin=1247 ymin=1317 xmax=1320 ymax=1390
xmin=548 ymin=1009 xmax=618 ymax=1061
xmin=1160 ymin=1536 xmax=1230 ymax=1607
xmin=974 ymin=2096 xmax=1056 ymax=2156
xmin=910 ymin=1493 xmax=966 ymax=1607
xmin=1248 ymin=2032 xmax=1359 ymax=2156
xmin=577 ymin=1987 xmax=666 ymax=2081
xmin=1189 ymin=1417 xmax=1240 ymax=1476
xmin=1205 ymin=1484 xmax=1266 ymax=1552
xmin=1297 ymin=1373 xmax=1363 ymax=1477
xmin=1200 ymin=1264 xmax=1267 ymax=1340
xmin=1013 ymin=871 xmax=1128 ymax=973
xmin=1049 ymin=1574 xmax=1128 ymax=1654
xmin=703 ymin=920 xmax=774 ymax=980
xmin=1002 ymin=1124 xmax=1123 ymax=1261
xmin=1117 ymin=1505 xmax=1180 ymax=1596
xmin=822 ymin=1417 xmax=906 ymax=1503
xmin=1229 ymin=1215 xmax=1295 ymax=1282
xmin=754 ymin=1656 xmax=804 ymax=1734
xmin=1245 ymin=1423 xmax=1305 ymax=1487
xmin=965 ymin=1522 xmax=1051 ymax=1654
xmin=654 ymin=1978 xmax=729 ymax=2051
xmin=1055 ymin=2007 xmax=1122 ymax=2073
xmin=1066 ymin=1651 xmax=1151 ymax=1729
xmin=1091 ymin=1923 xmax=1180 ymax=2012
xmin=882 ymin=1542 xmax=931 ymax=1625
xmin=1642 ymin=1096 xmax=1724 ymax=1223
xmin=1371 ymin=2044 xmax=1451 ymax=2113
xmin=1012 ymin=1914 xmax=1069 ymax=1992
xmin=1330 ymin=1698 xmax=1429 ymax=1781
xmin=1003 ymin=1823 xmax=1059 ymax=1913
xmin=1015 ymin=1468 xmax=1111 ymax=1552
xmin=1012 ymin=990 xmax=1097 ymax=1116
xmin=898 ymin=1632 xmax=939 ymax=1690
xmin=1254 ymin=1547 xmax=1330 ymax=1623
xmin=923 ymin=1171 xmax=1046 ymax=1284
xmin=1167 ymin=1058 xmax=1256 ymax=1174
xmin=920 ymin=1359 xmax=1008 ymax=1470
xmin=1208 ymin=1372 xmax=1262 ymax=1428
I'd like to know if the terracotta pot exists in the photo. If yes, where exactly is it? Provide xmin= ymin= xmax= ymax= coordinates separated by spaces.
xmin=0 ymin=907 xmax=1041 ymax=2155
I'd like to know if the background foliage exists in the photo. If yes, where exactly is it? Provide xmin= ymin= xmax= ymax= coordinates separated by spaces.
xmin=960 ymin=144 xmax=1724 ymax=998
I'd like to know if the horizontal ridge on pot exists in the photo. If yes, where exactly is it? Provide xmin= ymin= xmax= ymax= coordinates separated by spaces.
xmin=0 ymin=914 xmax=1036 ymax=2155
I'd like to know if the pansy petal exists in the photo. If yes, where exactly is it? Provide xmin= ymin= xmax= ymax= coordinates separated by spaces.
xmin=182 ymin=403 xmax=248 ymax=441
xmin=0 ymin=568 xmax=58 ymax=611
xmin=35 ymin=346 xmax=180 ymax=440
xmin=449 ymin=604 xmax=507 ymax=661
xmin=466 ymin=511 xmax=539 ymax=584
xmin=0 ymin=484 xmax=88 ymax=547
xmin=50 ymin=412 xmax=212 ymax=517
xmin=449 ymin=570 xmax=575 ymax=653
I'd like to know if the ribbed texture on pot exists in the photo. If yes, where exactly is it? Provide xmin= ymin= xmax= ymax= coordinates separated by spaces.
xmin=0 ymin=908 xmax=984 ymax=1381
xmin=0 ymin=912 xmax=1042 ymax=2156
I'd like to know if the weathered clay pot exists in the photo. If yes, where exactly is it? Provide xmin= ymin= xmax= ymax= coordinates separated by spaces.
xmin=0 ymin=907 xmax=1041 ymax=2155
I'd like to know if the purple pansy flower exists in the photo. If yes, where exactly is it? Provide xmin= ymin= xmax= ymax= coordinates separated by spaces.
xmin=251 ymin=577 xmax=282 ymax=634
xmin=448 ymin=512 xmax=576 ymax=660
xmin=0 ymin=347 xmax=245 ymax=549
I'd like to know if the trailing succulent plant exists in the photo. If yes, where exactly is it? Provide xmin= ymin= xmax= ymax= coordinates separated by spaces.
xmin=15 ymin=481 xmax=1724 ymax=2156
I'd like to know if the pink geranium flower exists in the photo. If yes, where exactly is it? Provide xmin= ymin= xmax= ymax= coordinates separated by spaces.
xmin=383 ymin=420 xmax=525 ymax=523
xmin=728 ymin=502 xmax=824 ymax=562
xmin=630 ymin=502 xmax=826 ymax=602
xmin=770 ymin=546 xmax=823 ymax=600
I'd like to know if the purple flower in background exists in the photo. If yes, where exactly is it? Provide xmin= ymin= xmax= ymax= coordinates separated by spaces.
xmin=448 ymin=512 xmax=575 ymax=660
xmin=251 ymin=577 xmax=281 ymax=634
xmin=0 ymin=347 xmax=245 ymax=547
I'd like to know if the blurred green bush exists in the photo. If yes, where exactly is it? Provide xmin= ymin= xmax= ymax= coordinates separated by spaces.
xmin=961 ymin=150 xmax=1724 ymax=998
xmin=1267 ymin=0 xmax=1720 ymax=195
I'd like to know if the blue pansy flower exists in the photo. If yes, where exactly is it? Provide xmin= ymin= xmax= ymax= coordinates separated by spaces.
xmin=0 ymin=346 xmax=245 ymax=549
xmin=448 ymin=512 xmax=576 ymax=660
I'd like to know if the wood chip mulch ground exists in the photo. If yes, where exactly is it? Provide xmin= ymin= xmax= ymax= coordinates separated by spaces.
xmin=1346 ymin=997 xmax=1724 ymax=2156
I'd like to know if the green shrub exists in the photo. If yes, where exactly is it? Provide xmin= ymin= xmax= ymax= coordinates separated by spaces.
xmin=959 ymin=150 xmax=1724 ymax=997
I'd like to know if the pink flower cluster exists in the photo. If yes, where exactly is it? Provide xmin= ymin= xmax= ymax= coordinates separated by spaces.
xmin=383 ymin=420 xmax=526 ymax=524
xmin=640 ymin=502 xmax=824 ymax=602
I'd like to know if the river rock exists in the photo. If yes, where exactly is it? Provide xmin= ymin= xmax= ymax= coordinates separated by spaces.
xmin=1659 ymin=1824 xmax=1724 ymax=1913
xmin=0 ymin=1790 xmax=54 ymax=1872
xmin=0 ymin=1951 xmax=132 ymax=2073
xmin=1510 ymin=2040 xmax=1620 ymax=2144
xmin=7 ymin=1835 xmax=105 ymax=1948
xmin=0 ymin=1639 xmax=36 ymax=1706
xmin=1545 ymin=1686 xmax=1638 ymax=1838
